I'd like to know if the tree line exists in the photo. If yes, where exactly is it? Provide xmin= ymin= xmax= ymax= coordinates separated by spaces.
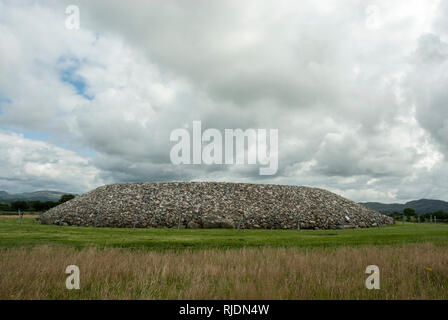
xmin=0 ymin=194 xmax=75 ymax=212
xmin=387 ymin=208 xmax=448 ymax=222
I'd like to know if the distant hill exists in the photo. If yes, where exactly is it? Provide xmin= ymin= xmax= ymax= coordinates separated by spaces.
xmin=359 ymin=199 xmax=448 ymax=214
xmin=0 ymin=191 xmax=69 ymax=203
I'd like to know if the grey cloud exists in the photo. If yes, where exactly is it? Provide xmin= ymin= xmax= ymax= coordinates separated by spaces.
xmin=1 ymin=0 xmax=448 ymax=203
xmin=408 ymin=33 xmax=448 ymax=155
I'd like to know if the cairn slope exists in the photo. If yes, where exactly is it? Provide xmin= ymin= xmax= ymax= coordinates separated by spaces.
xmin=40 ymin=182 xmax=394 ymax=229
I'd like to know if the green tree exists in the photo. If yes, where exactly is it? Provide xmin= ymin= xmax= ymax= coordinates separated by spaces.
xmin=43 ymin=201 xmax=58 ymax=210
xmin=59 ymin=194 xmax=75 ymax=204
xmin=433 ymin=211 xmax=448 ymax=221
xmin=0 ymin=203 xmax=11 ymax=211
xmin=30 ymin=201 xmax=46 ymax=211
xmin=11 ymin=201 xmax=29 ymax=211
xmin=403 ymin=208 xmax=416 ymax=222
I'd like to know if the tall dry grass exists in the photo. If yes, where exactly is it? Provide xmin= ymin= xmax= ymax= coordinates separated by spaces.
xmin=1 ymin=244 xmax=447 ymax=299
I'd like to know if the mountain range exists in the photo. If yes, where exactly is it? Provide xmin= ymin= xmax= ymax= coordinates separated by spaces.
xmin=359 ymin=199 xmax=448 ymax=214
xmin=0 ymin=191 xmax=69 ymax=203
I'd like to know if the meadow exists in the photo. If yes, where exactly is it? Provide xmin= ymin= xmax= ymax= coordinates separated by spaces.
xmin=1 ymin=217 xmax=448 ymax=250
xmin=1 ymin=217 xmax=447 ymax=299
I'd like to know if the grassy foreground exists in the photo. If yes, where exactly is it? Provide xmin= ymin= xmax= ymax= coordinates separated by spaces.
xmin=1 ymin=217 xmax=448 ymax=250
xmin=1 ymin=244 xmax=447 ymax=299
xmin=1 ymin=218 xmax=447 ymax=299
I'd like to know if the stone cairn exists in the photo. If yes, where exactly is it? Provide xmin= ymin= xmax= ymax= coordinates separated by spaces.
xmin=39 ymin=182 xmax=394 ymax=229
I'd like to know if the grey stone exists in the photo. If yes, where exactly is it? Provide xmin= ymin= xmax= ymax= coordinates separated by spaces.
xmin=187 ymin=221 xmax=201 ymax=229
xmin=202 ymin=214 xmax=235 ymax=228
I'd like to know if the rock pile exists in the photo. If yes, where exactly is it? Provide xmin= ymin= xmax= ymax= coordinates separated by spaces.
xmin=40 ymin=182 xmax=394 ymax=229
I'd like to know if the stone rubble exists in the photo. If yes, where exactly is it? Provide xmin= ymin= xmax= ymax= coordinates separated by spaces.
xmin=39 ymin=182 xmax=394 ymax=229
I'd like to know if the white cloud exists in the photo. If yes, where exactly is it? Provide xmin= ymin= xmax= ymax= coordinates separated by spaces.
xmin=0 ymin=130 xmax=104 ymax=193
xmin=0 ymin=0 xmax=447 ymax=203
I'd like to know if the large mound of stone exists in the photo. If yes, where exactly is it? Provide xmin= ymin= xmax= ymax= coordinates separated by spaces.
xmin=40 ymin=182 xmax=394 ymax=229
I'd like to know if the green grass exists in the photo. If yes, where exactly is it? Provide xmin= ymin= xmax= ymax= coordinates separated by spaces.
xmin=1 ymin=218 xmax=448 ymax=250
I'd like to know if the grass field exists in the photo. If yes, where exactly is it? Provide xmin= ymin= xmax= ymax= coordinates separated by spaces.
xmin=1 ymin=217 xmax=448 ymax=250
xmin=1 ymin=244 xmax=447 ymax=299
xmin=1 ymin=218 xmax=447 ymax=299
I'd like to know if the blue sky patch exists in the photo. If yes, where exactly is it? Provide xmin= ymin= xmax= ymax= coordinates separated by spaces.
xmin=58 ymin=56 xmax=93 ymax=100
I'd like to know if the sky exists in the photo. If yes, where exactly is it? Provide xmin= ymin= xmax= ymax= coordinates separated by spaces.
xmin=0 ymin=0 xmax=447 ymax=203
